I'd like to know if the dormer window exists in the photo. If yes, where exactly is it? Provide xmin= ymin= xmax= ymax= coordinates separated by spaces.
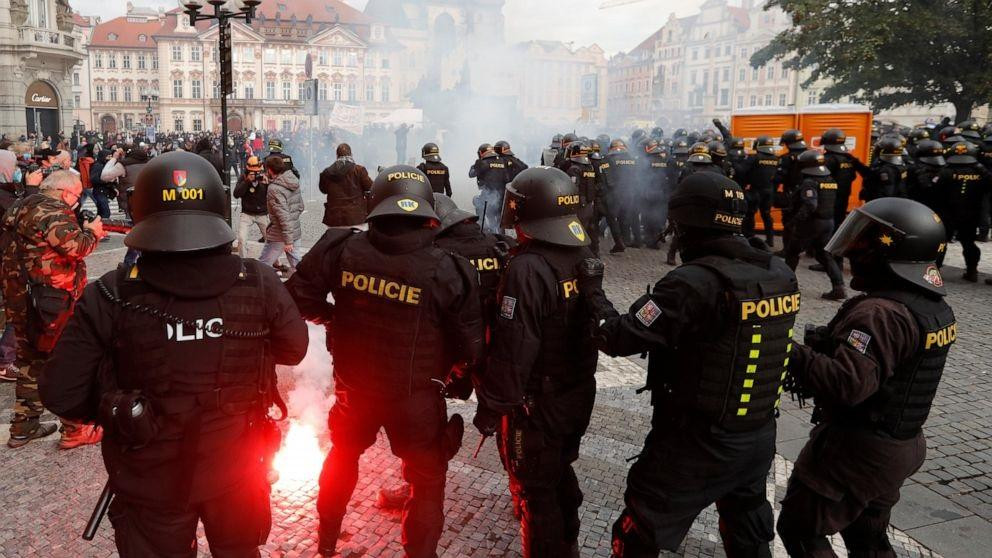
xmin=138 ymin=34 xmax=147 ymax=43
xmin=108 ymin=33 xmax=118 ymax=41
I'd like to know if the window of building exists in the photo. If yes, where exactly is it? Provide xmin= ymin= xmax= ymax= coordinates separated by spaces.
xmin=213 ymin=80 xmax=220 ymax=98
xmin=333 ymin=82 xmax=342 ymax=101
xmin=94 ymin=53 xmax=103 ymax=68
xmin=283 ymin=81 xmax=291 ymax=100
xmin=381 ymin=57 xmax=390 ymax=69
xmin=296 ymin=50 xmax=306 ymax=65
xmin=193 ymin=118 xmax=202 ymax=132
xmin=779 ymin=93 xmax=787 ymax=106
xmin=364 ymin=53 xmax=374 ymax=68
xmin=752 ymin=68 xmax=759 ymax=81
xmin=740 ymin=47 xmax=747 ymax=59
xmin=189 ymin=45 xmax=200 ymax=62
xmin=739 ymin=68 xmax=746 ymax=82
xmin=174 ymin=117 xmax=184 ymax=132
xmin=280 ymin=49 xmax=291 ymax=64
xmin=73 ymin=72 xmax=80 ymax=86
xmin=724 ymin=45 xmax=731 ymax=56
xmin=95 ymin=85 xmax=104 ymax=101
xmin=124 ymin=86 xmax=132 ymax=102
xmin=737 ymin=96 xmax=743 ymax=109
xmin=381 ymin=81 xmax=389 ymax=102
xmin=366 ymin=82 xmax=374 ymax=102
xmin=765 ymin=94 xmax=772 ymax=105
xmin=691 ymin=48 xmax=698 ymax=61
xmin=30 ymin=0 xmax=50 ymax=28
xmin=192 ymin=79 xmax=202 ymax=99
xmin=750 ymin=94 xmax=757 ymax=106
xmin=108 ymin=54 xmax=117 ymax=69
xmin=282 ymin=120 xmax=291 ymax=132
xmin=244 ymin=83 xmax=254 ymax=99
xmin=138 ymin=34 xmax=146 ymax=43
xmin=123 ymin=114 xmax=132 ymax=129
xmin=318 ymin=81 xmax=327 ymax=100
xmin=807 ymin=90 xmax=819 ymax=105
xmin=781 ymin=67 xmax=789 ymax=80
xmin=172 ymin=45 xmax=182 ymax=61
xmin=243 ymin=46 xmax=254 ymax=62
xmin=347 ymin=52 xmax=358 ymax=67
xmin=138 ymin=53 xmax=146 ymax=70
xmin=265 ymin=81 xmax=275 ymax=100
xmin=152 ymin=54 xmax=159 ymax=70
xmin=74 ymin=94 xmax=81 ymax=107
xmin=122 ymin=54 xmax=131 ymax=69
xmin=298 ymin=82 xmax=305 ymax=100
xmin=333 ymin=49 xmax=342 ymax=66
xmin=109 ymin=85 xmax=118 ymax=102
xmin=722 ymin=67 xmax=730 ymax=82
xmin=347 ymin=82 xmax=356 ymax=101
xmin=766 ymin=66 xmax=774 ymax=80
xmin=265 ymin=48 xmax=276 ymax=64
xmin=173 ymin=79 xmax=183 ymax=98
xmin=372 ymin=25 xmax=384 ymax=40
xmin=690 ymin=70 xmax=697 ymax=85
xmin=704 ymin=47 xmax=711 ymax=59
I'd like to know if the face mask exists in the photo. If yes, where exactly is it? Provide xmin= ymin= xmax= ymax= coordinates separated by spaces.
xmin=12 ymin=168 xmax=22 ymax=183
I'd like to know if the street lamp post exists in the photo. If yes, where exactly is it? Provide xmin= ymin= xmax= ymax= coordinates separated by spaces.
xmin=141 ymin=87 xmax=159 ymax=128
xmin=183 ymin=0 xmax=261 ymax=190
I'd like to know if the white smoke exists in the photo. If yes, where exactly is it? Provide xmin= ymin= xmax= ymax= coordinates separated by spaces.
xmin=277 ymin=323 xmax=334 ymax=433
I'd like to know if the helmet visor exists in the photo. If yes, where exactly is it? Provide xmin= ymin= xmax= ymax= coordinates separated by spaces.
xmin=500 ymin=185 xmax=524 ymax=229
xmin=825 ymin=207 xmax=904 ymax=257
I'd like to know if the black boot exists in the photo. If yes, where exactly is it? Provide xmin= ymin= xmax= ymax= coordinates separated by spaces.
xmin=808 ymin=263 xmax=826 ymax=272
xmin=963 ymin=269 xmax=979 ymax=282
xmin=317 ymin=518 xmax=342 ymax=556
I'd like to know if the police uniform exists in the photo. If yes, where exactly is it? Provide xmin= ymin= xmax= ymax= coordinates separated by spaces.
xmin=39 ymin=152 xmax=309 ymax=557
xmin=905 ymin=140 xmax=947 ymax=215
xmin=640 ymin=146 xmax=672 ymax=249
xmin=778 ymin=198 xmax=954 ymax=557
xmin=583 ymin=173 xmax=799 ymax=558
xmin=560 ymin=149 xmax=600 ymax=255
xmin=590 ymin=147 xmax=626 ymax=254
xmin=741 ymin=138 xmax=780 ymax=244
xmin=470 ymin=150 xmax=509 ymax=234
xmin=418 ymin=160 xmax=452 ymax=196
xmin=607 ymin=146 xmax=642 ymax=247
xmin=475 ymin=166 xmax=598 ymax=557
xmin=821 ymin=129 xmax=862 ymax=230
xmin=936 ymin=143 xmax=992 ymax=279
xmin=268 ymin=139 xmax=299 ymax=180
xmin=287 ymin=166 xmax=484 ymax=558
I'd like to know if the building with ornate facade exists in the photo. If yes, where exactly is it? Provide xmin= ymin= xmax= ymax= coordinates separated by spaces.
xmin=513 ymin=40 xmax=607 ymax=127
xmin=0 ymin=0 xmax=86 ymax=138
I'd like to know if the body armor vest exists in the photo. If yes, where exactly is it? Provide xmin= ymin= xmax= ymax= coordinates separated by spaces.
xmin=646 ymin=154 xmax=670 ymax=194
xmin=848 ymin=290 xmax=955 ymax=439
xmin=418 ymin=161 xmax=450 ymax=194
xmin=332 ymin=234 xmax=447 ymax=397
xmin=748 ymin=153 xmax=779 ymax=192
xmin=606 ymin=153 xmax=638 ymax=196
xmin=566 ymin=162 xmax=597 ymax=206
xmin=825 ymin=152 xmax=858 ymax=190
xmin=813 ymin=177 xmax=839 ymax=219
xmin=436 ymin=231 xmax=508 ymax=325
xmin=671 ymin=253 xmax=800 ymax=431
xmin=520 ymin=243 xmax=598 ymax=393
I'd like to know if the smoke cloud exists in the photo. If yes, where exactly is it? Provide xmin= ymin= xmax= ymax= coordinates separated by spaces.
xmin=277 ymin=323 xmax=334 ymax=433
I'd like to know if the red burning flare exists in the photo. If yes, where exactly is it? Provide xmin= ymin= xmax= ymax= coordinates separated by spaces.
xmin=272 ymin=420 xmax=324 ymax=487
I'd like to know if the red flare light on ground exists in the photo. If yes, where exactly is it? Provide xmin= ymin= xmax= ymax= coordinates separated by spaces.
xmin=273 ymin=421 xmax=324 ymax=486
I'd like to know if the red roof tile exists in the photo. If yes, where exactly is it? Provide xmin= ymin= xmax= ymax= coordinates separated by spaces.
xmin=90 ymin=17 xmax=162 ymax=49
xmin=254 ymin=0 xmax=371 ymax=25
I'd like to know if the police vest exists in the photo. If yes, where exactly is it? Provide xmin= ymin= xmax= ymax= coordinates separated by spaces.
xmin=419 ymin=161 xmax=450 ymax=193
xmin=748 ymin=153 xmax=780 ymax=192
xmin=673 ymin=253 xmax=800 ymax=431
xmin=435 ymin=232 xmax=508 ymax=325
xmin=332 ymin=234 xmax=447 ymax=397
xmin=606 ymin=153 xmax=638 ymax=194
xmin=521 ymin=243 xmax=598 ymax=393
xmin=569 ymin=163 xmax=597 ymax=206
xmin=826 ymin=152 xmax=858 ymax=188
xmin=850 ymin=290 xmax=955 ymax=439
xmin=814 ymin=177 xmax=838 ymax=219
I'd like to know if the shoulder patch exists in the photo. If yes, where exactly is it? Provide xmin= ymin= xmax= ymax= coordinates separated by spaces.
xmin=634 ymin=299 xmax=662 ymax=327
xmin=846 ymin=329 xmax=872 ymax=355
xmin=500 ymin=296 xmax=517 ymax=320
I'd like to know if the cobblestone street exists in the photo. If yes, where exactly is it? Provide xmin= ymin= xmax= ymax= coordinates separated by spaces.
xmin=1 ymin=204 xmax=991 ymax=557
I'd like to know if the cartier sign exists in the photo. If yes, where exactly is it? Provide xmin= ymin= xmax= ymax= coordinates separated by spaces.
xmin=24 ymin=81 xmax=59 ymax=108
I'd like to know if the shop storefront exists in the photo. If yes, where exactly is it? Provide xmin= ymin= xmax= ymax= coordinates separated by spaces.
xmin=24 ymin=81 xmax=62 ymax=139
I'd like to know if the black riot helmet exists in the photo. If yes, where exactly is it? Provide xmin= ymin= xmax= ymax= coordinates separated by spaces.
xmin=707 ymin=140 xmax=728 ymax=161
xmin=672 ymin=139 xmax=691 ymax=156
xmin=568 ymin=141 xmax=591 ymax=164
xmin=596 ymin=134 xmax=611 ymax=148
xmin=268 ymin=138 xmax=284 ymax=152
xmin=908 ymin=127 xmax=931 ymax=145
xmin=551 ymin=133 xmax=563 ymax=148
xmin=126 ymin=151 xmax=236 ymax=252
xmin=946 ymin=141 xmax=978 ymax=165
xmin=478 ymin=143 xmax=496 ymax=159
xmin=631 ymin=129 xmax=647 ymax=144
xmin=609 ymin=138 xmax=628 ymax=152
xmin=754 ymin=135 xmax=778 ymax=155
xmin=494 ymin=140 xmax=514 ymax=156
xmin=915 ymin=140 xmax=947 ymax=166
xmin=433 ymin=193 xmax=477 ymax=234
xmin=501 ymin=166 xmax=589 ymax=247
xmin=938 ymin=126 xmax=964 ymax=145
xmin=686 ymin=131 xmax=701 ymax=145
xmin=589 ymin=140 xmax=604 ymax=160
xmin=982 ymin=123 xmax=992 ymax=142
xmin=673 ymin=128 xmax=687 ymax=138
xmin=798 ymin=149 xmax=831 ymax=176
xmin=668 ymin=172 xmax=746 ymax=234
xmin=644 ymin=139 xmax=663 ymax=155
xmin=826 ymin=197 xmax=948 ymax=296
xmin=820 ymin=128 xmax=848 ymax=154
xmin=687 ymin=142 xmax=712 ymax=164
xmin=367 ymin=165 xmax=438 ymax=221
xmin=780 ymin=129 xmax=807 ymax=150
xmin=651 ymin=126 xmax=664 ymax=139
xmin=728 ymin=137 xmax=745 ymax=152
xmin=958 ymin=120 xmax=983 ymax=141
xmin=877 ymin=137 xmax=905 ymax=165
xmin=421 ymin=142 xmax=441 ymax=162
xmin=562 ymin=132 xmax=579 ymax=147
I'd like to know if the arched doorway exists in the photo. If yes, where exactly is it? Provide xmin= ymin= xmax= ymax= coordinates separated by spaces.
xmin=25 ymin=81 xmax=61 ymax=139
xmin=227 ymin=114 xmax=243 ymax=132
xmin=101 ymin=115 xmax=117 ymax=134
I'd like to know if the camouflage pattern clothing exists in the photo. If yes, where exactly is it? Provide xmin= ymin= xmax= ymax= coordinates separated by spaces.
xmin=1 ymin=193 xmax=98 ymax=432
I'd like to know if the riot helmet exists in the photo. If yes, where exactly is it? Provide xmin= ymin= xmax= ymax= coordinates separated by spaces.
xmin=780 ymin=129 xmax=807 ymax=150
xmin=644 ymin=139 xmax=663 ymax=155
xmin=798 ymin=149 xmax=831 ymax=176
xmin=754 ymin=135 xmax=778 ymax=155
xmin=433 ymin=193 xmax=477 ymax=234
xmin=728 ymin=137 xmax=746 ymax=153
xmin=568 ymin=142 xmax=591 ymax=165
xmin=494 ymin=140 xmax=514 ymax=156
xmin=673 ymin=139 xmax=691 ymax=156
xmin=422 ymin=142 xmax=441 ymax=162
xmin=908 ymin=127 xmax=932 ymax=145
xmin=609 ymin=139 xmax=628 ymax=152
xmin=687 ymin=142 xmax=712 ymax=164
xmin=958 ymin=120 xmax=983 ymax=141
xmin=707 ymin=140 xmax=728 ymax=162
xmin=651 ymin=127 xmax=664 ymax=139
xmin=826 ymin=197 xmax=947 ymax=296
xmin=268 ymin=138 xmax=284 ymax=152
xmin=686 ymin=131 xmax=701 ymax=145
xmin=596 ymin=134 xmax=612 ymax=148
xmin=562 ymin=133 xmax=579 ymax=147
xmin=673 ymin=128 xmax=688 ymax=138
xmin=631 ymin=129 xmax=647 ymax=144
xmin=367 ymin=165 xmax=438 ymax=221
xmin=552 ymin=134 xmax=563 ymax=148
xmin=915 ymin=140 xmax=946 ymax=166
xmin=668 ymin=172 xmax=746 ymax=234
xmin=501 ymin=166 xmax=589 ymax=247
xmin=125 ymin=151 xmax=236 ymax=252
xmin=938 ymin=126 xmax=964 ymax=145
xmin=478 ymin=143 xmax=496 ymax=159
xmin=946 ymin=141 xmax=978 ymax=165
xmin=820 ymin=128 xmax=848 ymax=154
xmin=982 ymin=123 xmax=992 ymax=142
xmin=877 ymin=137 xmax=905 ymax=165
xmin=589 ymin=140 xmax=604 ymax=160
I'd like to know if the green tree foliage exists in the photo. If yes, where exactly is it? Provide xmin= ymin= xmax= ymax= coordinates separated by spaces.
xmin=752 ymin=0 xmax=992 ymax=121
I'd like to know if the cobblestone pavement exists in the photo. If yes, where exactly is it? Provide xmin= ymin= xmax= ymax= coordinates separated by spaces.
xmin=1 ymin=201 xmax=990 ymax=557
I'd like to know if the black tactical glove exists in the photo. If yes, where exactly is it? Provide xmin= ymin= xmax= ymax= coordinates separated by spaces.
xmin=442 ymin=363 xmax=475 ymax=401
xmin=803 ymin=324 xmax=831 ymax=354
xmin=576 ymin=257 xmax=605 ymax=294
xmin=473 ymin=405 xmax=501 ymax=438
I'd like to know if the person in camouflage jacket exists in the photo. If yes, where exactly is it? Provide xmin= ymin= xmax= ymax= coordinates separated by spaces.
xmin=2 ymin=170 xmax=104 ymax=448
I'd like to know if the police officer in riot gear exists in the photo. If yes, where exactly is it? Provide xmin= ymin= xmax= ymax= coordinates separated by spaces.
xmin=778 ymin=198 xmax=955 ymax=558
xmin=40 ymin=151 xmax=310 ymax=557
xmin=495 ymin=140 xmax=528 ymax=183
xmin=267 ymin=138 xmax=300 ymax=179
xmin=783 ymin=150 xmax=848 ymax=300
xmin=906 ymin=127 xmax=932 ymax=159
xmin=679 ymin=142 xmax=724 ymax=181
xmin=544 ymin=134 xmax=564 ymax=167
xmin=470 ymin=143 xmax=509 ymax=233
xmin=640 ymin=139 xmax=672 ymax=250
xmin=709 ymin=140 xmax=734 ymax=179
xmin=474 ymin=166 xmax=598 ymax=558
xmin=579 ymin=172 xmax=799 ymax=558
xmin=560 ymin=142 xmax=601 ymax=254
xmin=860 ymin=137 xmax=907 ymax=201
xmin=590 ymin=140 xmax=626 ymax=254
xmin=608 ymin=139 xmax=643 ymax=248
xmin=742 ymin=135 xmax=780 ymax=244
xmin=287 ymin=166 xmax=484 ymax=558
xmin=555 ymin=133 xmax=580 ymax=169
xmin=776 ymin=129 xmax=808 ymax=202
xmin=820 ymin=128 xmax=863 ymax=230
xmin=937 ymin=142 xmax=992 ymax=281
xmin=417 ymin=142 xmax=452 ymax=196
xmin=906 ymin=140 xmax=947 ymax=214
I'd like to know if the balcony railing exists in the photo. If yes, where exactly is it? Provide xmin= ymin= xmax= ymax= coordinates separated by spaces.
xmin=17 ymin=26 xmax=80 ymax=52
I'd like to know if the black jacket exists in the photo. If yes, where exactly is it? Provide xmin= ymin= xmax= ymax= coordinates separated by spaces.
xmin=233 ymin=173 xmax=268 ymax=216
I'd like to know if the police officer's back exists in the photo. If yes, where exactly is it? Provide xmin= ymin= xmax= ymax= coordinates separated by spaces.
xmin=860 ymin=137 xmax=907 ymax=200
xmin=495 ymin=140 xmax=528 ymax=183
xmin=40 ymin=152 xmax=309 ymax=557
xmin=821 ymin=128 xmax=863 ymax=228
xmin=607 ymin=140 xmax=643 ymax=247
xmin=741 ymin=135 xmax=780 ymax=244
xmin=937 ymin=141 xmax=992 ymax=281
xmin=417 ymin=142 xmax=452 ymax=196
xmin=580 ymin=172 xmax=799 ymax=558
xmin=906 ymin=140 xmax=947 ymax=214
xmin=778 ymin=198 xmax=955 ymax=557
xmin=286 ymin=166 xmax=484 ymax=558
xmin=679 ymin=142 xmax=724 ymax=181
xmin=473 ymin=167 xmax=598 ymax=557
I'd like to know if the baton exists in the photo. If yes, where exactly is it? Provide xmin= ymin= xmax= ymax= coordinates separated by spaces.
xmin=472 ymin=435 xmax=488 ymax=459
xmin=83 ymin=482 xmax=114 ymax=541
xmin=480 ymin=200 xmax=488 ymax=231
